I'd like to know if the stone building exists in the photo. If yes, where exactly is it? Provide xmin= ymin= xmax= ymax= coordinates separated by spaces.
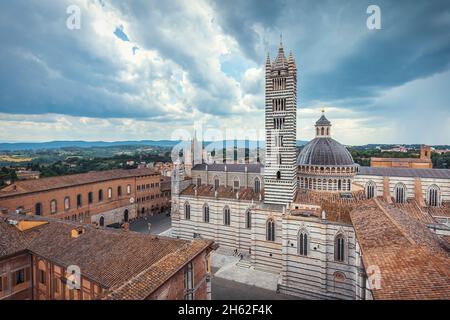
xmin=370 ymin=144 xmax=433 ymax=168
xmin=0 ymin=213 xmax=214 ymax=300
xmin=171 ymin=42 xmax=450 ymax=300
xmin=0 ymin=168 xmax=171 ymax=227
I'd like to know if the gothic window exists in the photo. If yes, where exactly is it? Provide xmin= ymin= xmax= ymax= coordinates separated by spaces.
xmin=50 ymin=200 xmax=57 ymax=214
xmin=395 ymin=183 xmax=406 ymax=203
xmin=184 ymin=202 xmax=191 ymax=220
xmin=254 ymin=178 xmax=261 ymax=193
xmin=223 ymin=206 xmax=231 ymax=226
xmin=298 ymin=231 xmax=308 ymax=256
xmin=326 ymin=127 xmax=329 ymax=135
xmin=214 ymin=177 xmax=220 ymax=190
xmin=233 ymin=178 xmax=240 ymax=192
xmin=366 ymin=182 xmax=376 ymax=199
xmin=427 ymin=185 xmax=440 ymax=207
xmin=334 ymin=234 xmax=345 ymax=262
xmin=321 ymin=127 xmax=324 ymax=135
xmin=203 ymin=204 xmax=210 ymax=223
xmin=276 ymin=171 xmax=281 ymax=180
xmin=316 ymin=127 xmax=319 ymax=136
xmin=245 ymin=210 xmax=251 ymax=229
xmin=266 ymin=219 xmax=275 ymax=241
xmin=64 ymin=197 xmax=70 ymax=211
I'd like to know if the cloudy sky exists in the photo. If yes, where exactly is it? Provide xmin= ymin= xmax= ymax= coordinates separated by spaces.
xmin=0 ymin=0 xmax=449 ymax=145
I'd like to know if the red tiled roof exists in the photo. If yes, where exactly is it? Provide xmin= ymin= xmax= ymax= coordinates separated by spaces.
xmin=350 ymin=200 xmax=450 ymax=300
xmin=0 ymin=168 xmax=157 ymax=198
xmin=180 ymin=184 xmax=263 ymax=201
xmin=0 ymin=215 xmax=212 ymax=298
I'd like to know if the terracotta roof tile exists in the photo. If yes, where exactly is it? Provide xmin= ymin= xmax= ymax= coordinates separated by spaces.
xmin=350 ymin=200 xmax=450 ymax=300
xmin=0 ymin=168 xmax=157 ymax=198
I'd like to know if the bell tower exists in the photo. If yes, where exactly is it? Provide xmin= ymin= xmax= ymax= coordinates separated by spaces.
xmin=264 ymin=38 xmax=298 ymax=205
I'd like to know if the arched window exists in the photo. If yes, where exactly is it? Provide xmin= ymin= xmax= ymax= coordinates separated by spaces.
xmin=298 ymin=231 xmax=308 ymax=256
xmin=366 ymin=181 xmax=376 ymax=199
xmin=108 ymin=187 xmax=113 ymax=199
xmin=326 ymin=127 xmax=329 ymax=135
xmin=118 ymin=186 xmax=122 ymax=197
xmin=245 ymin=210 xmax=251 ymax=229
xmin=98 ymin=189 xmax=103 ymax=201
xmin=223 ymin=206 xmax=231 ymax=226
xmin=276 ymin=171 xmax=281 ymax=180
xmin=64 ymin=197 xmax=70 ymax=211
xmin=203 ymin=204 xmax=210 ymax=223
xmin=428 ymin=185 xmax=440 ymax=207
xmin=99 ymin=216 xmax=105 ymax=227
xmin=395 ymin=183 xmax=406 ymax=203
xmin=254 ymin=178 xmax=261 ymax=193
xmin=214 ymin=177 xmax=220 ymax=190
xmin=184 ymin=202 xmax=191 ymax=220
xmin=266 ymin=219 xmax=275 ymax=241
xmin=35 ymin=202 xmax=42 ymax=215
xmin=321 ymin=127 xmax=324 ymax=135
xmin=316 ymin=127 xmax=319 ymax=136
xmin=334 ymin=234 xmax=345 ymax=262
xmin=127 ymin=184 xmax=132 ymax=194
xmin=50 ymin=200 xmax=57 ymax=214
xmin=233 ymin=177 xmax=240 ymax=192
xmin=88 ymin=192 xmax=93 ymax=204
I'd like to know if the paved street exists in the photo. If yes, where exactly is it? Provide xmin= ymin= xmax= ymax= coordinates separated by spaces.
xmin=129 ymin=212 xmax=171 ymax=235
xmin=211 ymin=276 xmax=300 ymax=300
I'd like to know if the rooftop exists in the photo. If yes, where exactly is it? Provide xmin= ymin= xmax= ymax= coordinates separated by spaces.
xmin=192 ymin=163 xmax=263 ymax=174
xmin=0 ymin=214 xmax=213 ymax=298
xmin=180 ymin=184 xmax=263 ymax=202
xmin=358 ymin=166 xmax=450 ymax=179
xmin=0 ymin=168 xmax=158 ymax=198
xmin=350 ymin=199 xmax=450 ymax=300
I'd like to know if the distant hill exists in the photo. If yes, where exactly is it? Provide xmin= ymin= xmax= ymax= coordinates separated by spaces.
xmin=0 ymin=139 xmax=310 ymax=151
xmin=0 ymin=140 xmax=180 ymax=151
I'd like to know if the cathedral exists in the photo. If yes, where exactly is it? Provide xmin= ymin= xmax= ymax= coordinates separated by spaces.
xmin=171 ymin=43 xmax=450 ymax=300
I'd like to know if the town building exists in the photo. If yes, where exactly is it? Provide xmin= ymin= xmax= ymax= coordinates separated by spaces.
xmin=0 ymin=168 xmax=171 ymax=227
xmin=171 ymin=42 xmax=450 ymax=300
xmin=370 ymin=144 xmax=433 ymax=168
xmin=0 ymin=213 xmax=214 ymax=300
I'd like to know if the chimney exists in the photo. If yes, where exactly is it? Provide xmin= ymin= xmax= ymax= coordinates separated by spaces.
xmin=71 ymin=227 xmax=85 ymax=238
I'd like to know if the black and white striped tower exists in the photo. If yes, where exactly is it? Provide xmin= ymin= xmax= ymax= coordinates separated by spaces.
xmin=264 ymin=39 xmax=298 ymax=205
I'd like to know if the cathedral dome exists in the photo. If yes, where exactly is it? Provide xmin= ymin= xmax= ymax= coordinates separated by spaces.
xmin=297 ymin=137 xmax=355 ymax=166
